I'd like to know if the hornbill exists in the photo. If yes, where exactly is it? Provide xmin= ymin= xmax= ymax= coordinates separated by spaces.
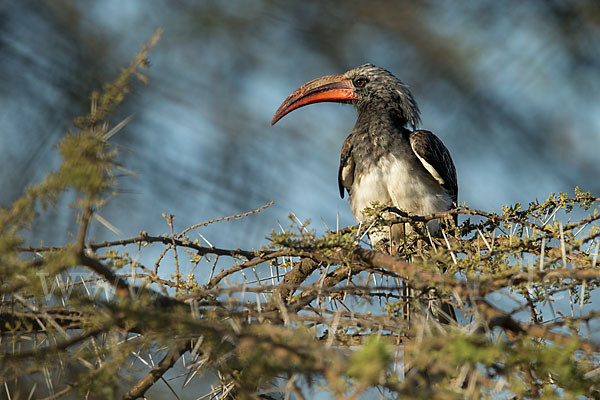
xmin=271 ymin=64 xmax=457 ymax=246
xmin=271 ymin=64 xmax=457 ymax=323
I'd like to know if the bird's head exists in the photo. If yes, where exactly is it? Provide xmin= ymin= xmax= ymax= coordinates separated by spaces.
xmin=271 ymin=64 xmax=421 ymax=129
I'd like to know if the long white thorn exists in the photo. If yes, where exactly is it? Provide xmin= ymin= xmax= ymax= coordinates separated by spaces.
xmin=477 ymin=228 xmax=492 ymax=252
xmin=94 ymin=213 xmax=123 ymax=236
xmin=442 ymin=229 xmax=458 ymax=266
xmin=580 ymin=280 xmax=586 ymax=312
xmin=559 ymin=223 xmax=567 ymax=269
xmin=539 ymin=237 xmax=546 ymax=272
xmin=426 ymin=226 xmax=437 ymax=253
xmin=359 ymin=219 xmax=378 ymax=242
xmin=103 ymin=114 xmax=134 ymax=140
xmin=198 ymin=233 xmax=214 ymax=248
xmin=592 ymin=241 xmax=599 ymax=269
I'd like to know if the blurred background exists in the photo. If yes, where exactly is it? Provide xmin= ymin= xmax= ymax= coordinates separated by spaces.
xmin=1 ymin=0 xmax=599 ymax=251
xmin=2 ymin=1 xmax=600 ymax=398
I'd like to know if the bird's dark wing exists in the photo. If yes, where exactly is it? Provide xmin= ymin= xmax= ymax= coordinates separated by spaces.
xmin=409 ymin=130 xmax=458 ymax=204
xmin=337 ymin=135 xmax=355 ymax=199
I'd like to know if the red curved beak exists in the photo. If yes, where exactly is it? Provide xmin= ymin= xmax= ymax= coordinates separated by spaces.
xmin=271 ymin=74 xmax=359 ymax=126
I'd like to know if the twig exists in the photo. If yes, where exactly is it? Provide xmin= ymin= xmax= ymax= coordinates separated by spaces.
xmin=38 ymin=384 xmax=75 ymax=400
xmin=176 ymin=201 xmax=274 ymax=239
xmin=166 ymin=215 xmax=181 ymax=287
xmin=121 ymin=343 xmax=188 ymax=400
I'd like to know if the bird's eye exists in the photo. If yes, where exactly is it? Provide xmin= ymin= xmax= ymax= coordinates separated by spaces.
xmin=353 ymin=77 xmax=368 ymax=88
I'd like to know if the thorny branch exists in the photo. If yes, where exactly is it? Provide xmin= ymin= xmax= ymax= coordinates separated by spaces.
xmin=4 ymin=196 xmax=600 ymax=398
xmin=121 ymin=342 xmax=188 ymax=400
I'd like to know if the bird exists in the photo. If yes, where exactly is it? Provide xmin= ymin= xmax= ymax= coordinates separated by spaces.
xmin=271 ymin=64 xmax=458 ymax=248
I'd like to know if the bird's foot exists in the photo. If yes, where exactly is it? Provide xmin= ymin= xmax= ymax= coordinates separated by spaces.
xmin=381 ymin=206 xmax=409 ymax=217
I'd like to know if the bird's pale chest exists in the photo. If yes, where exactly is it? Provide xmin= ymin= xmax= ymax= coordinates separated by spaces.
xmin=346 ymin=153 xmax=451 ymax=223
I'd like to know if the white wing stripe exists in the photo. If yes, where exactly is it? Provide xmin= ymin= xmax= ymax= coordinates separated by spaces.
xmin=412 ymin=150 xmax=445 ymax=186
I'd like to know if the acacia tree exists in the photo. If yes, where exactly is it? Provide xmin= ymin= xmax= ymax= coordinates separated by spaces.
xmin=2 ymin=33 xmax=600 ymax=400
